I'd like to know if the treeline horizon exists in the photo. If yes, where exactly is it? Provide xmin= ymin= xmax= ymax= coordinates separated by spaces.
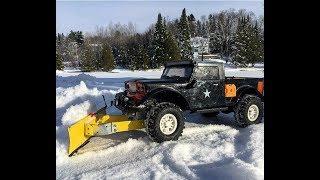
xmin=56 ymin=8 xmax=264 ymax=71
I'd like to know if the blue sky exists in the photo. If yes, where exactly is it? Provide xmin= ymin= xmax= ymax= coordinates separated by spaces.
xmin=56 ymin=1 xmax=264 ymax=34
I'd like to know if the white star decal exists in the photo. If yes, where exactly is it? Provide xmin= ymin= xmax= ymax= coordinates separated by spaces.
xmin=203 ymin=89 xmax=211 ymax=98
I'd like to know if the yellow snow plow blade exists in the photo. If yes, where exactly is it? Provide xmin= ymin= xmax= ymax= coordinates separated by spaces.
xmin=68 ymin=107 xmax=145 ymax=156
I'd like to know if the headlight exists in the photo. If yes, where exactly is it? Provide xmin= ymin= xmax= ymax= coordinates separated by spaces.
xmin=127 ymin=82 xmax=137 ymax=92
xmin=126 ymin=81 xmax=145 ymax=93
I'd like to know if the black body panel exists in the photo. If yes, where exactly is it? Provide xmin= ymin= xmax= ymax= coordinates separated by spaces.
xmin=115 ymin=61 xmax=264 ymax=114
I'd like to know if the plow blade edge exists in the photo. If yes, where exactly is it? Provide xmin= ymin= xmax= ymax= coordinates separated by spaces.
xmin=67 ymin=107 xmax=145 ymax=156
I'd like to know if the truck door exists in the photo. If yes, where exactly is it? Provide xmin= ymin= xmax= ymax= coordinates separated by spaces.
xmin=187 ymin=65 xmax=224 ymax=110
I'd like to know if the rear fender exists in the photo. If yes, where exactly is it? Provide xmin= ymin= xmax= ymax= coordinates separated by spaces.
xmin=236 ymin=85 xmax=262 ymax=102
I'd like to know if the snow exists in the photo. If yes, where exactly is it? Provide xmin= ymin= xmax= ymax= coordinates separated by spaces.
xmin=61 ymin=100 xmax=96 ymax=126
xmin=56 ymin=66 xmax=264 ymax=179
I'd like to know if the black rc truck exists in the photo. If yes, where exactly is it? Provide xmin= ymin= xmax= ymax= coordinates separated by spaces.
xmin=114 ymin=60 xmax=264 ymax=143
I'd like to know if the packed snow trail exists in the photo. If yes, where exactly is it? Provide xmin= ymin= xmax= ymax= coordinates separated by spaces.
xmin=56 ymin=67 xmax=264 ymax=180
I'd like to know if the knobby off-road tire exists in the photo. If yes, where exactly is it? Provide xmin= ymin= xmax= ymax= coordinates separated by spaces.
xmin=145 ymin=102 xmax=185 ymax=143
xmin=234 ymin=95 xmax=263 ymax=127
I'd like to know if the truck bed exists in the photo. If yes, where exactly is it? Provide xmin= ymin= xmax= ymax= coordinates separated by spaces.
xmin=225 ymin=76 xmax=263 ymax=91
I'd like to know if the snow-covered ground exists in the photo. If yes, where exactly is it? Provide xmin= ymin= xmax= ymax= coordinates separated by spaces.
xmin=56 ymin=66 xmax=264 ymax=180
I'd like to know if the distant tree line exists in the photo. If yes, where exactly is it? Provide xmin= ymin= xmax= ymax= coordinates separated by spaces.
xmin=56 ymin=8 xmax=264 ymax=71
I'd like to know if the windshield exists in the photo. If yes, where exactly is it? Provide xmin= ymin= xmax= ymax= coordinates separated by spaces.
xmin=161 ymin=65 xmax=193 ymax=79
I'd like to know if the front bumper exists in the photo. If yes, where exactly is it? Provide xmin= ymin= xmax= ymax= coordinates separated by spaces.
xmin=114 ymin=92 xmax=143 ymax=112
xmin=115 ymin=92 xmax=130 ymax=111
xmin=114 ymin=91 xmax=147 ymax=119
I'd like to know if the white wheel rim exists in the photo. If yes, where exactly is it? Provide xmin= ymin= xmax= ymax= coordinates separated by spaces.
xmin=247 ymin=104 xmax=259 ymax=122
xmin=159 ymin=114 xmax=178 ymax=135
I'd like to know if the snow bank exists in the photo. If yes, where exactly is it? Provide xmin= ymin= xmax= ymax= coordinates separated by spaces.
xmin=61 ymin=101 xmax=96 ymax=126
xmin=56 ymin=80 xmax=122 ymax=125
xmin=56 ymin=81 xmax=100 ymax=109
xmin=56 ymin=80 xmax=123 ymax=164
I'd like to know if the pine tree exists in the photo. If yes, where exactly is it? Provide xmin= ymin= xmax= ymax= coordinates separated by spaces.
xmin=233 ymin=17 xmax=248 ymax=66
xmin=164 ymin=31 xmax=181 ymax=62
xmin=162 ymin=18 xmax=180 ymax=62
xmin=233 ymin=16 xmax=263 ymax=67
xmin=196 ymin=20 xmax=202 ymax=36
xmin=119 ymin=45 xmax=128 ymax=69
xmin=208 ymin=14 xmax=220 ymax=53
xmin=179 ymin=8 xmax=193 ymax=61
xmin=68 ymin=31 xmax=84 ymax=46
xmin=151 ymin=13 xmax=167 ymax=68
xmin=143 ymin=29 xmax=153 ymax=68
xmin=101 ymin=43 xmax=115 ymax=71
xmin=67 ymin=31 xmax=83 ymax=67
xmin=79 ymin=44 xmax=95 ymax=72
xmin=201 ymin=22 xmax=208 ymax=38
xmin=93 ymin=45 xmax=103 ymax=70
xmin=112 ymin=45 xmax=121 ymax=68
xmin=251 ymin=20 xmax=264 ymax=64
xmin=56 ymin=47 xmax=64 ymax=70
xmin=135 ymin=44 xmax=149 ymax=70
xmin=188 ymin=14 xmax=196 ymax=37
xmin=75 ymin=31 xmax=84 ymax=46
xmin=126 ymin=37 xmax=138 ymax=70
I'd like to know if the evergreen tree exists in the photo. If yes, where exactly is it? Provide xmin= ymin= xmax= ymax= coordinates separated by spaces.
xmin=67 ymin=31 xmax=76 ymax=41
xmin=101 ymin=43 xmax=115 ymax=71
xmin=196 ymin=20 xmax=202 ymax=36
xmin=208 ymin=14 xmax=220 ymax=53
xmin=252 ymin=20 xmax=264 ymax=63
xmin=68 ymin=31 xmax=84 ymax=46
xmin=93 ymin=45 xmax=103 ymax=70
xmin=66 ymin=31 xmax=84 ymax=67
xmin=188 ymin=14 xmax=196 ymax=37
xmin=233 ymin=16 xmax=263 ymax=66
xmin=112 ymin=45 xmax=122 ymax=67
xmin=208 ymin=14 xmax=216 ymax=34
xmin=178 ymin=8 xmax=193 ymax=61
xmin=79 ymin=44 xmax=95 ymax=72
xmin=164 ymin=31 xmax=181 ymax=62
xmin=126 ymin=37 xmax=138 ymax=70
xmin=75 ymin=31 xmax=84 ymax=46
xmin=119 ymin=45 xmax=128 ymax=68
xmin=151 ymin=13 xmax=167 ymax=68
xmin=56 ymin=47 xmax=64 ymax=70
xmin=201 ymin=22 xmax=208 ymax=38
xmin=135 ymin=44 xmax=149 ymax=70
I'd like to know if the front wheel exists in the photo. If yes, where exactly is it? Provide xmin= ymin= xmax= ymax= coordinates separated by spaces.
xmin=145 ymin=102 xmax=185 ymax=142
xmin=234 ymin=95 xmax=263 ymax=127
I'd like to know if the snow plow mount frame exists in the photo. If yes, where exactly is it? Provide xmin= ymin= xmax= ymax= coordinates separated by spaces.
xmin=67 ymin=106 xmax=144 ymax=156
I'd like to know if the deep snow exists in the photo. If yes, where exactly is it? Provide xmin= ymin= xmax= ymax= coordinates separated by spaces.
xmin=56 ymin=66 xmax=264 ymax=180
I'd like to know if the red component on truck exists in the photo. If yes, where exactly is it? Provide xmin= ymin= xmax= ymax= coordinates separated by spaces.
xmin=126 ymin=81 xmax=146 ymax=103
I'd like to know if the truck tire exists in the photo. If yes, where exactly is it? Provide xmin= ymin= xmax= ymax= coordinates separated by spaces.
xmin=234 ymin=95 xmax=263 ymax=127
xmin=201 ymin=112 xmax=219 ymax=117
xmin=145 ymin=102 xmax=185 ymax=143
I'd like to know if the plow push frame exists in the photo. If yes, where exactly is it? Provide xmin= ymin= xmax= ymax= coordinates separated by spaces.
xmin=67 ymin=97 xmax=145 ymax=156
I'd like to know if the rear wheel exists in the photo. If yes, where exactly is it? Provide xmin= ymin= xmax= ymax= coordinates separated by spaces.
xmin=234 ymin=95 xmax=263 ymax=127
xmin=145 ymin=102 xmax=185 ymax=142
